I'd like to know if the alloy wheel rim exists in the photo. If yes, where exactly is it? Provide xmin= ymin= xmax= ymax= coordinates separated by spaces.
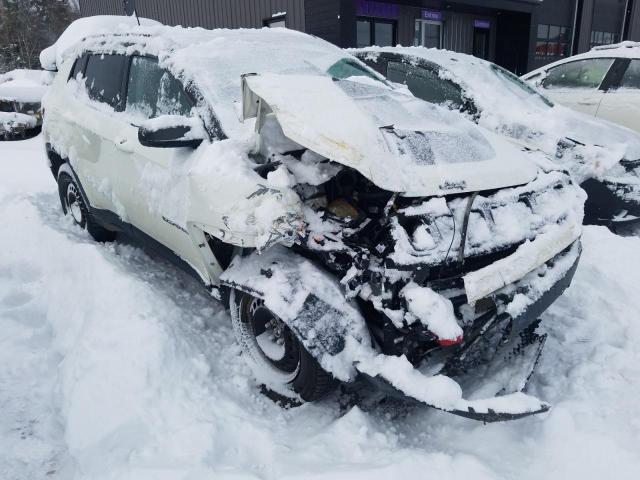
xmin=66 ymin=183 xmax=83 ymax=224
xmin=249 ymin=297 xmax=288 ymax=363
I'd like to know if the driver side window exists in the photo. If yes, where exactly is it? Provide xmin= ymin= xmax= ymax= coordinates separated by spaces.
xmin=541 ymin=58 xmax=614 ymax=90
xmin=125 ymin=56 xmax=193 ymax=121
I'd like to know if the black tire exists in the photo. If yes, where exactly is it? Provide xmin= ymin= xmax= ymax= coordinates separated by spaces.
xmin=57 ymin=172 xmax=116 ymax=242
xmin=229 ymin=289 xmax=336 ymax=402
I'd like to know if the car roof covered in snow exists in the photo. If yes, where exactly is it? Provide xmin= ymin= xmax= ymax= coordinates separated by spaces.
xmin=0 ymin=69 xmax=52 ymax=103
xmin=39 ymin=15 xmax=162 ymax=71
xmin=353 ymin=46 xmax=640 ymax=174
xmin=522 ymin=41 xmax=640 ymax=81
xmin=522 ymin=41 xmax=640 ymax=79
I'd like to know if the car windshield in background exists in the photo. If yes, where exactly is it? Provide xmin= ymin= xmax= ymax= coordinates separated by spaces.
xmin=327 ymin=58 xmax=386 ymax=84
xmin=386 ymin=61 xmax=464 ymax=110
xmin=491 ymin=65 xmax=554 ymax=108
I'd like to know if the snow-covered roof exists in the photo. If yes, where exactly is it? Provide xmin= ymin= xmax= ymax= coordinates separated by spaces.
xmin=523 ymin=41 xmax=640 ymax=80
xmin=592 ymin=40 xmax=640 ymax=52
xmin=0 ymin=69 xmax=52 ymax=103
xmin=39 ymin=15 xmax=162 ymax=71
xmin=354 ymin=46 xmax=640 ymax=178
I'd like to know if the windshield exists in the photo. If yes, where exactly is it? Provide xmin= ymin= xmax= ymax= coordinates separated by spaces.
xmin=491 ymin=65 xmax=554 ymax=108
xmin=327 ymin=58 xmax=387 ymax=84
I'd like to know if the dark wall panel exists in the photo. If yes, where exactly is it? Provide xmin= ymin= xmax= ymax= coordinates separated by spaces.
xmin=79 ymin=0 xmax=305 ymax=31
xmin=305 ymin=0 xmax=340 ymax=45
xmin=629 ymin=0 xmax=640 ymax=39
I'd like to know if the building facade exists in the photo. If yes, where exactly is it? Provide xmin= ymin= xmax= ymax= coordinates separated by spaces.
xmin=78 ymin=0 xmax=640 ymax=74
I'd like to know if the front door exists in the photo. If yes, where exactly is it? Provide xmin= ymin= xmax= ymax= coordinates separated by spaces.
xmin=114 ymin=56 xmax=209 ymax=278
xmin=539 ymin=58 xmax=614 ymax=116
xmin=597 ymin=59 xmax=640 ymax=133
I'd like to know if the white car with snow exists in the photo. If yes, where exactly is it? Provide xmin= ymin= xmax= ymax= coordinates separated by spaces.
xmin=523 ymin=42 xmax=640 ymax=135
xmin=0 ymin=69 xmax=52 ymax=140
xmin=354 ymin=46 xmax=640 ymax=228
xmin=41 ymin=18 xmax=585 ymax=422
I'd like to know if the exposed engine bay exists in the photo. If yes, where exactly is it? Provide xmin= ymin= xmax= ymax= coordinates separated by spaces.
xmin=219 ymin=77 xmax=585 ymax=422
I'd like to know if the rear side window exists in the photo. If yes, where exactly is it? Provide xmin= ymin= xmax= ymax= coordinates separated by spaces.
xmin=541 ymin=58 xmax=614 ymax=90
xmin=387 ymin=61 xmax=463 ymax=109
xmin=84 ymin=54 xmax=126 ymax=109
xmin=618 ymin=60 xmax=640 ymax=90
xmin=125 ymin=56 xmax=193 ymax=121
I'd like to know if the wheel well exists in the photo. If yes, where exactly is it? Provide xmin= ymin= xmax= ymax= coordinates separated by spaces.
xmin=46 ymin=144 xmax=65 ymax=179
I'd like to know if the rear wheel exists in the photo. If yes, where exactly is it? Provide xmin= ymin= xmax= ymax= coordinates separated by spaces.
xmin=229 ymin=289 xmax=336 ymax=402
xmin=58 ymin=172 xmax=116 ymax=242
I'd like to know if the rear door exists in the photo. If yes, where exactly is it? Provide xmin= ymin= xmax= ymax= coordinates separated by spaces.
xmin=596 ymin=59 xmax=640 ymax=133
xmin=65 ymin=53 xmax=128 ymax=213
xmin=538 ymin=58 xmax=614 ymax=115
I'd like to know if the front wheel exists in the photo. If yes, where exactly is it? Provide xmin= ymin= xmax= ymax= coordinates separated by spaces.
xmin=57 ymin=172 xmax=116 ymax=242
xmin=229 ymin=289 xmax=336 ymax=402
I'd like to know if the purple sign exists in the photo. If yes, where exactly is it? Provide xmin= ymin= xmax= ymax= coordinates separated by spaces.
xmin=422 ymin=9 xmax=443 ymax=22
xmin=357 ymin=0 xmax=399 ymax=18
xmin=474 ymin=19 xmax=491 ymax=29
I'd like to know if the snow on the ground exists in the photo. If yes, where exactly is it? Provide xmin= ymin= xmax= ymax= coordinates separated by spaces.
xmin=1 ymin=136 xmax=640 ymax=480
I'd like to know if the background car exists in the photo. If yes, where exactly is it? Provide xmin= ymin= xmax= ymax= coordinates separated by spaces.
xmin=522 ymin=42 xmax=640 ymax=134
xmin=0 ymin=69 xmax=52 ymax=140
xmin=354 ymin=46 xmax=640 ymax=228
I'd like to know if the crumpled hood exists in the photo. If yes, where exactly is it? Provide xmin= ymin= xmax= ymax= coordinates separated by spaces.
xmin=242 ymin=73 xmax=537 ymax=197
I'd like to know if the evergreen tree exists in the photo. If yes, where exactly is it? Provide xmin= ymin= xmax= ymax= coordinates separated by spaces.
xmin=0 ymin=0 xmax=78 ymax=72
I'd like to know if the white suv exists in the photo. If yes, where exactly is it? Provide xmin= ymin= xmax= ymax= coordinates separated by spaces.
xmin=523 ymin=42 xmax=640 ymax=134
xmin=42 ymin=20 xmax=585 ymax=423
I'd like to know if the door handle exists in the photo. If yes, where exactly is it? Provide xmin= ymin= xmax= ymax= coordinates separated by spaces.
xmin=577 ymin=100 xmax=597 ymax=106
xmin=115 ymin=136 xmax=134 ymax=153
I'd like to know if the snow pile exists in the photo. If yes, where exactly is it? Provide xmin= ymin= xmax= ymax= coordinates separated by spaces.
xmin=401 ymin=283 xmax=462 ymax=341
xmin=3 ymin=138 xmax=640 ymax=479
xmin=0 ymin=112 xmax=37 ymax=130
xmin=0 ymin=69 xmax=51 ymax=103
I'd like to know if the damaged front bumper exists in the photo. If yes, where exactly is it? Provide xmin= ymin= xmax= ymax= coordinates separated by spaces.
xmin=358 ymin=239 xmax=581 ymax=422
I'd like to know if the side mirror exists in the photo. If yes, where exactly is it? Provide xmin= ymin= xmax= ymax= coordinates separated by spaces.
xmin=138 ymin=115 xmax=205 ymax=149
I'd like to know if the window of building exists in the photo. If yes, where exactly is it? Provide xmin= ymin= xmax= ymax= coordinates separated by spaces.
xmin=536 ymin=24 xmax=571 ymax=59
xmin=264 ymin=14 xmax=286 ymax=28
xmin=590 ymin=30 xmax=619 ymax=48
xmin=541 ymin=58 xmax=614 ymax=90
xmin=356 ymin=18 xmax=396 ymax=48
xmin=414 ymin=20 xmax=443 ymax=49
xmin=84 ymin=54 xmax=126 ymax=109
xmin=125 ymin=56 xmax=193 ymax=121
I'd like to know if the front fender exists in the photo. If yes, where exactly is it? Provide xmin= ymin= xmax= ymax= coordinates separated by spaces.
xmin=219 ymin=246 xmax=369 ymax=382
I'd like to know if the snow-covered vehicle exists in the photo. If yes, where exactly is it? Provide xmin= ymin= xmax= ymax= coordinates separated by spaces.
xmin=42 ymin=19 xmax=585 ymax=422
xmin=353 ymin=47 xmax=640 ymax=228
xmin=0 ymin=69 xmax=52 ymax=140
xmin=522 ymin=42 xmax=640 ymax=135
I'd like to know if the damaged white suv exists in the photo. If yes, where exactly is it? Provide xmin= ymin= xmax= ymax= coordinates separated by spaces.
xmin=42 ymin=21 xmax=585 ymax=422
